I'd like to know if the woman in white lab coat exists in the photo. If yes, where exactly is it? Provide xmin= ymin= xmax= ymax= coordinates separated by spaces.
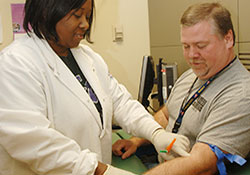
xmin=0 ymin=0 xmax=190 ymax=174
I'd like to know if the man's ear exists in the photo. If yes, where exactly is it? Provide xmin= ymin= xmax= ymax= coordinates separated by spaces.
xmin=224 ymin=29 xmax=234 ymax=48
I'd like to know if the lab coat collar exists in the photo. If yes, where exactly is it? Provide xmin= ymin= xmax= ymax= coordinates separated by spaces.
xmin=31 ymin=34 xmax=104 ymax=130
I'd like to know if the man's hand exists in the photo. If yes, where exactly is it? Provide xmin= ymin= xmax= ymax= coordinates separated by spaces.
xmin=112 ymin=137 xmax=150 ymax=159
xmin=151 ymin=128 xmax=190 ymax=160
xmin=112 ymin=139 xmax=137 ymax=159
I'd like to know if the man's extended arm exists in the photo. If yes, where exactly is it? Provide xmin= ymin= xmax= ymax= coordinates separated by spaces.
xmin=154 ymin=105 xmax=169 ymax=128
xmin=144 ymin=142 xmax=218 ymax=175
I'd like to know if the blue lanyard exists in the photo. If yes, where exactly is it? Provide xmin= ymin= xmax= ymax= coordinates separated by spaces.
xmin=172 ymin=57 xmax=237 ymax=133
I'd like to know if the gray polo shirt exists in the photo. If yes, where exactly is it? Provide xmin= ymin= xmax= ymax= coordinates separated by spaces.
xmin=166 ymin=58 xmax=250 ymax=158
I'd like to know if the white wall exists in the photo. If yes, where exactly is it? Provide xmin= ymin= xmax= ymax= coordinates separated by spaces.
xmin=0 ymin=0 xmax=151 ymax=99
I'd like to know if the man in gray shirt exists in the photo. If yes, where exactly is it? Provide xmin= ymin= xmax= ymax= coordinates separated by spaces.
xmin=113 ymin=2 xmax=250 ymax=175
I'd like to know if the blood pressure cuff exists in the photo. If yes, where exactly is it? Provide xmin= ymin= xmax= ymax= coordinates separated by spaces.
xmin=208 ymin=144 xmax=247 ymax=175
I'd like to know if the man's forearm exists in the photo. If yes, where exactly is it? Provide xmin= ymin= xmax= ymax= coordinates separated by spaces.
xmin=144 ymin=142 xmax=218 ymax=175
xmin=130 ymin=136 xmax=151 ymax=147
xmin=144 ymin=156 xmax=217 ymax=175
xmin=154 ymin=106 xmax=169 ymax=128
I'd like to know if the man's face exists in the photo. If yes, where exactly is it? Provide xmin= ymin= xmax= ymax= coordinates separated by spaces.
xmin=181 ymin=20 xmax=234 ymax=80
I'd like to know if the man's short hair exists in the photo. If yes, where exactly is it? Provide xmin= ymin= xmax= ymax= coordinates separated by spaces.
xmin=180 ymin=2 xmax=235 ymax=45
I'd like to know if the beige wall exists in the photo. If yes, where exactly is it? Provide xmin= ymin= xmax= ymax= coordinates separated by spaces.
xmin=0 ymin=0 xmax=151 ymax=99
xmin=85 ymin=0 xmax=151 ymax=98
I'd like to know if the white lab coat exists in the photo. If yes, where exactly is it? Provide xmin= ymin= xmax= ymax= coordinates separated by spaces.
xmin=0 ymin=34 xmax=161 ymax=175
